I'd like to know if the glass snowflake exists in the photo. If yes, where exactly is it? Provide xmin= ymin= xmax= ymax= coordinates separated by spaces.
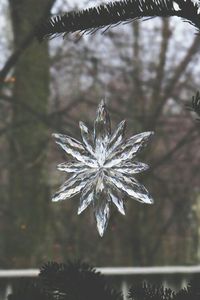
xmin=52 ymin=100 xmax=154 ymax=236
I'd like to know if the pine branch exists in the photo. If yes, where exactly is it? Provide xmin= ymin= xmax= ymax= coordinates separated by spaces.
xmin=186 ymin=91 xmax=200 ymax=121
xmin=7 ymin=263 xmax=200 ymax=300
xmin=8 ymin=280 xmax=51 ymax=300
xmin=36 ymin=0 xmax=200 ymax=40
xmin=128 ymin=282 xmax=175 ymax=300
xmin=39 ymin=261 xmax=122 ymax=300
xmin=191 ymin=91 xmax=200 ymax=118
xmin=8 ymin=261 xmax=122 ymax=300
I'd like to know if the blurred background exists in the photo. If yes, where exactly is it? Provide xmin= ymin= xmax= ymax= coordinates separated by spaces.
xmin=0 ymin=0 xmax=200 ymax=296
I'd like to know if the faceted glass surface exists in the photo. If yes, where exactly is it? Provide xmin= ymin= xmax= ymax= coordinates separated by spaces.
xmin=53 ymin=100 xmax=154 ymax=236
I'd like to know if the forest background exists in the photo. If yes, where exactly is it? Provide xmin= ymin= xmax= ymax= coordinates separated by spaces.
xmin=0 ymin=0 xmax=200 ymax=270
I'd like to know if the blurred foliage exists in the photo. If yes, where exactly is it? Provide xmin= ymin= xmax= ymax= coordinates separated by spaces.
xmin=9 ymin=261 xmax=122 ymax=300
xmin=7 ymin=261 xmax=200 ymax=300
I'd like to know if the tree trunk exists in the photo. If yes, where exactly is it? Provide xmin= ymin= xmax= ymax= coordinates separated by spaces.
xmin=5 ymin=0 xmax=51 ymax=267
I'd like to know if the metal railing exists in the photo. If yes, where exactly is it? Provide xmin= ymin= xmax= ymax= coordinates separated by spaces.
xmin=1 ymin=265 xmax=200 ymax=300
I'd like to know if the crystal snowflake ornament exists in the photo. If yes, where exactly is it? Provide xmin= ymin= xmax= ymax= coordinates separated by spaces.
xmin=52 ymin=100 xmax=154 ymax=236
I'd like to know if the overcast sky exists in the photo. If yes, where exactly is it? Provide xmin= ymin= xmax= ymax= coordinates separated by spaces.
xmin=0 ymin=0 xmax=102 ymax=67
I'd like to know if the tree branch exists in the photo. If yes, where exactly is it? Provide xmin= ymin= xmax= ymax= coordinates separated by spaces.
xmin=0 ymin=0 xmax=56 ymax=87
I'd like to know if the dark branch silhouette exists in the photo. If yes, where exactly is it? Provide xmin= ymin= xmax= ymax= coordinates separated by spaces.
xmin=8 ymin=261 xmax=200 ymax=300
xmin=36 ymin=0 xmax=200 ymax=40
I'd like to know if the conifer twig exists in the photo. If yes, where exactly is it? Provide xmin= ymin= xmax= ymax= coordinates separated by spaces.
xmin=36 ymin=0 xmax=200 ymax=40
